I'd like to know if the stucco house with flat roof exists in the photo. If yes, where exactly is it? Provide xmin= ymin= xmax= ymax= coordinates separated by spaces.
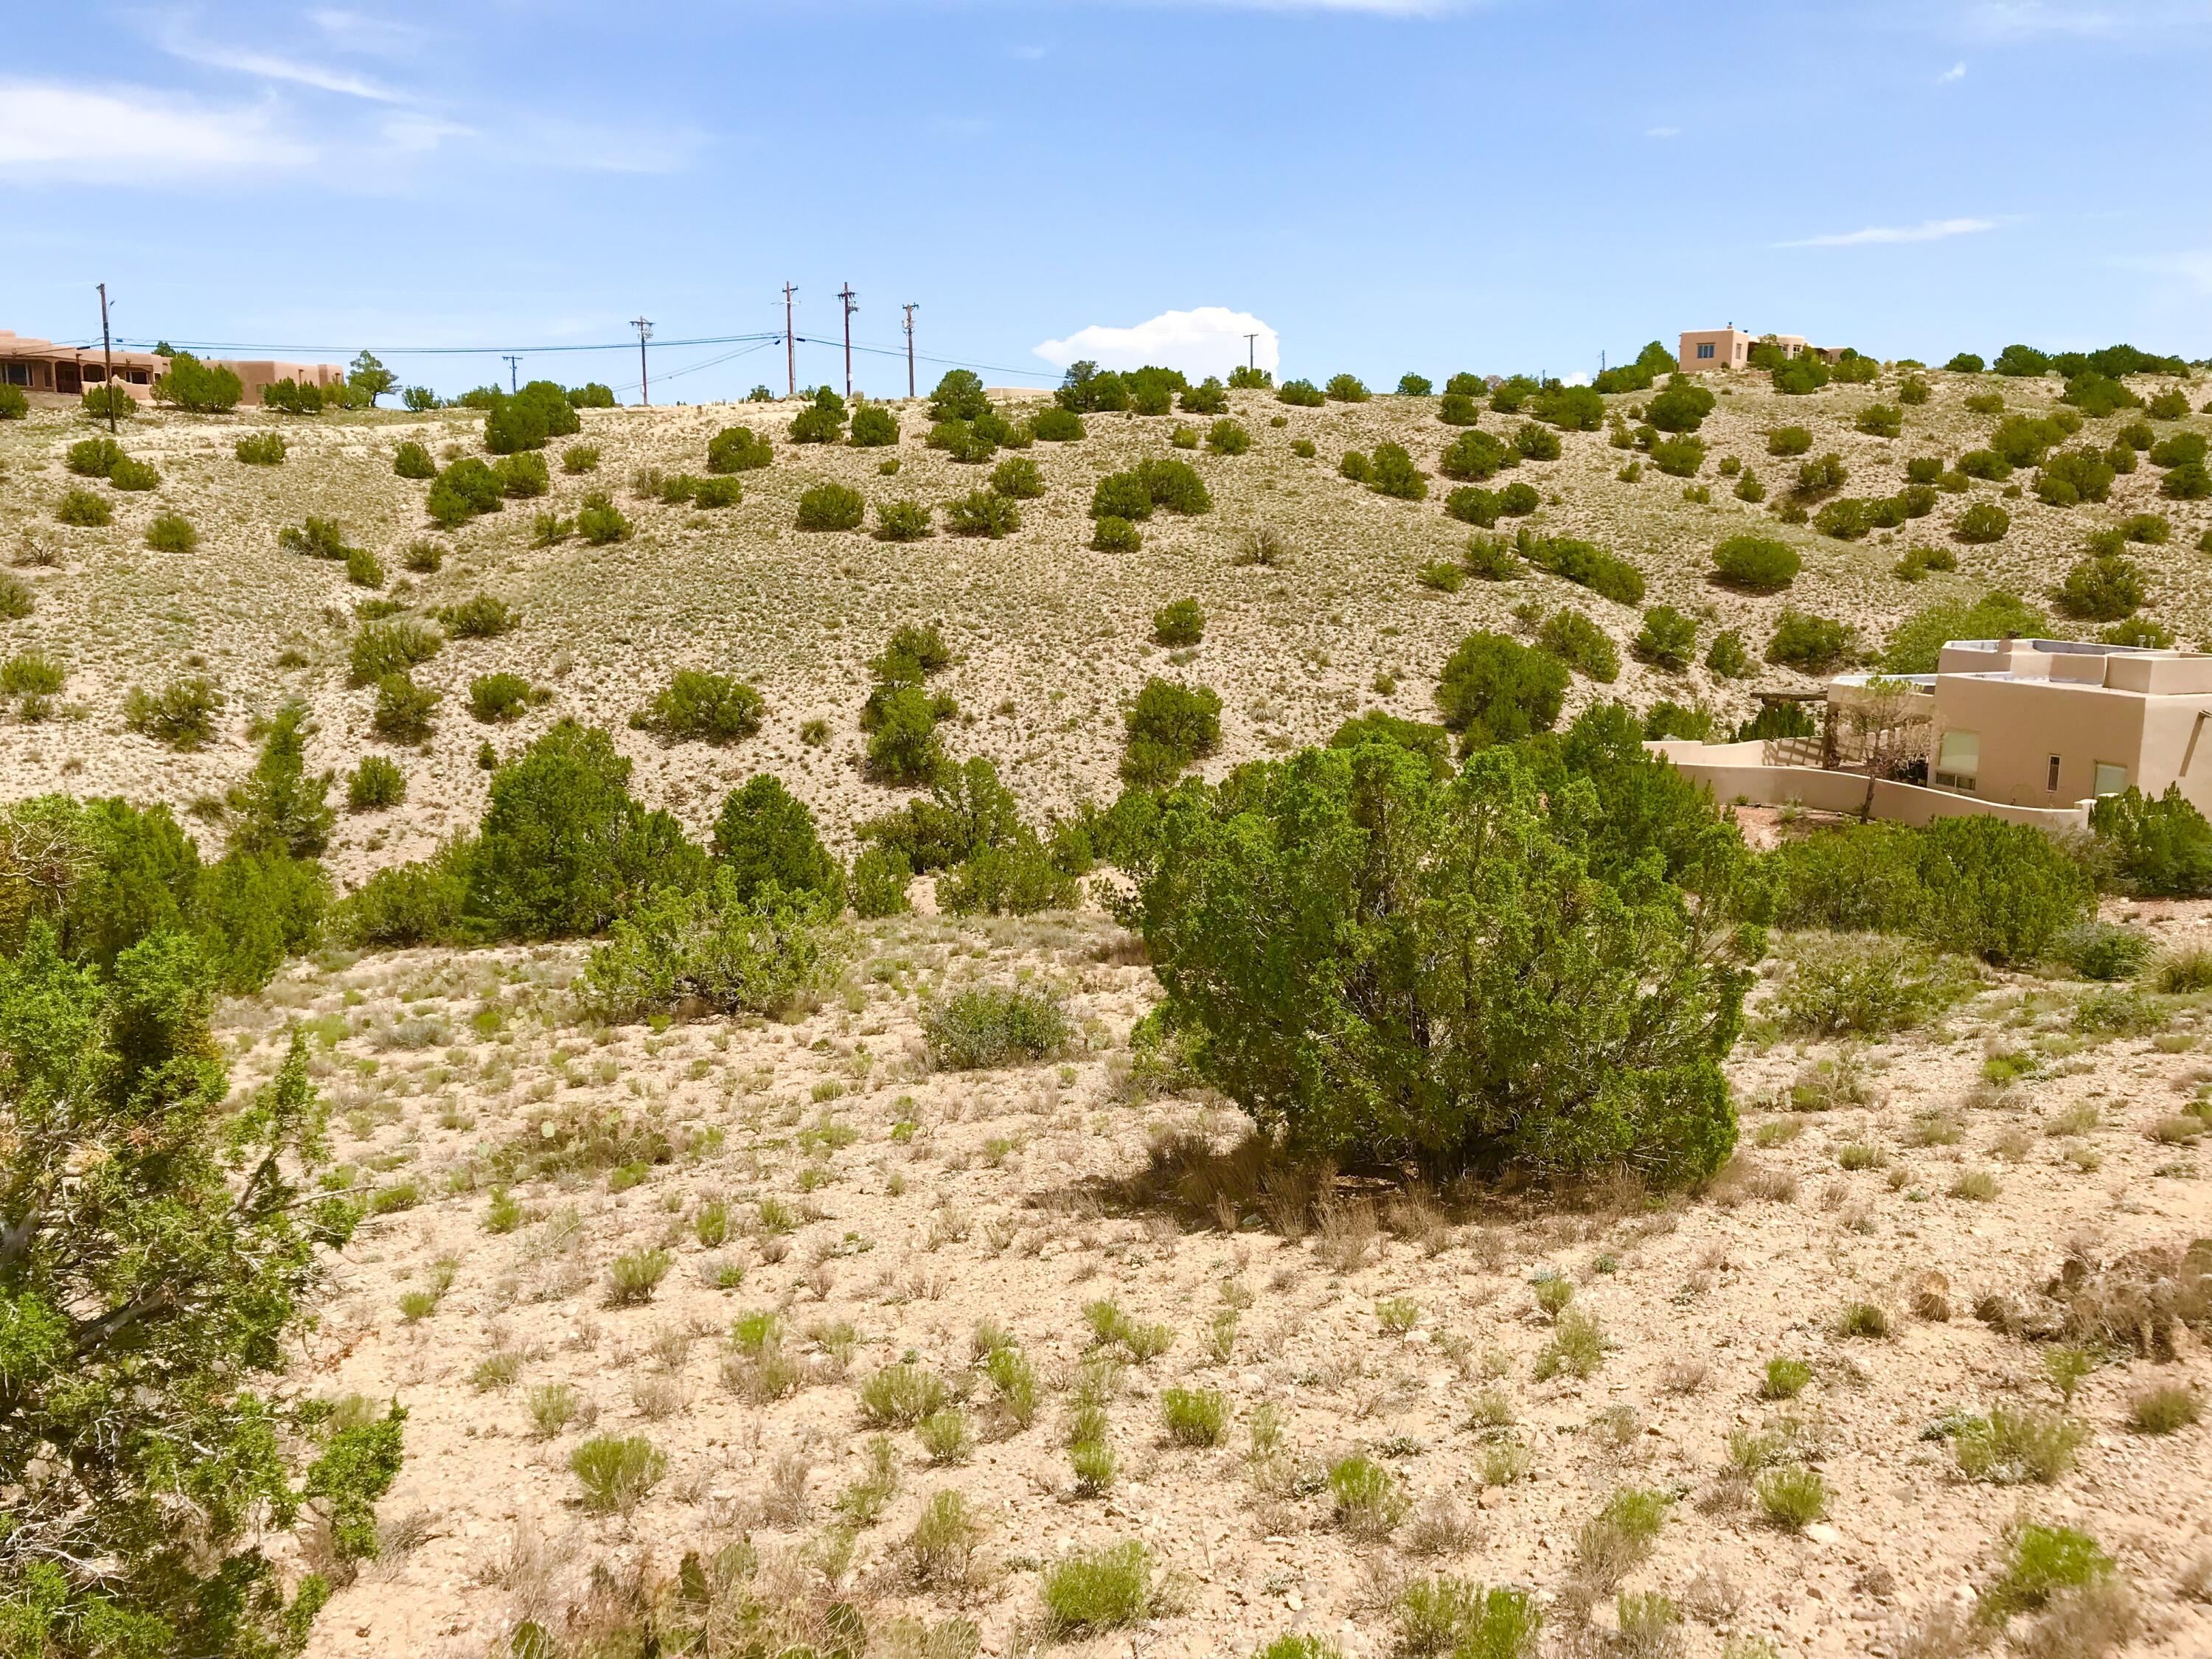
xmin=1653 ymin=638 xmax=2212 ymax=834
xmin=0 ymin=331 xmax=167 ymax=398
xmin=1677 ymin=328 xmax=1831 ymax=375
xmin=0 ymin=330 xmax=344 ymax=406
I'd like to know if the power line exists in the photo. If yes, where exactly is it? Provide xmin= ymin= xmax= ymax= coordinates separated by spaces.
xmin=108 ymin=331 xmax=779 ymax=357
xmin=100 ymin=324 xmax=1057 ymax=388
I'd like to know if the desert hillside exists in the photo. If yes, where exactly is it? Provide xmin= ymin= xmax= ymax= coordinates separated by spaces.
xmin=4 ymin=364 xmax=2212 ymax=1659
xmin=0 ymin=363 xmax=2205 ymax=887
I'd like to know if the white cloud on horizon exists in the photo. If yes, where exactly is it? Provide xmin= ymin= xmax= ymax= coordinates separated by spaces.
xmin=1781 ymin=216 xmax=1998 ymax=248
xmin=1035 ymin=307 xmax=1281 ymax=378
xmin=1937 ymin=60 xmax=1967 ymax=81
xmin=0 ymin=80 xmax=312 ymax=181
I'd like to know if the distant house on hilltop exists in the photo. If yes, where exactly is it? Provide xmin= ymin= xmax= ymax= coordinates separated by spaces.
xmin=0 ymin=330 xmax=344 ymax=406
xmin=1676 ymin=328 xmax=1848 ymax=375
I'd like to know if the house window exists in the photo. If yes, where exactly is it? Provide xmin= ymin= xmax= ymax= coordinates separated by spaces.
xmin=2093 ymin=762 xmax=2128 ymax=797
xmin=0 ymin=363 xmax=26 ymax=386
xmin=1934 ymin=728 xmax=1979 ymax=792
xmin=1696 ymin=342 xmax=1716 ymax=360
xmin=2046 ymin=754 xmax=2062 ymax=793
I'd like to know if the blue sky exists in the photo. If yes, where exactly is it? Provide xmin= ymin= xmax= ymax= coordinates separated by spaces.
xmin=5 ymin=1 xmax=2209 ymax=401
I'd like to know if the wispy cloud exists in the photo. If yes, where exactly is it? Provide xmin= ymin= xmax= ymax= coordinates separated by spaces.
xmin=0 ymin=80 xmax=313 ymax=181
xmin=1036 ymin=306 xmax=1279 ymax=378
xmin=1937 ymin=60 xmax=1967 ymax=82
xmin=1781 ymin=216 xmax=1999 ymax=248
xmin=308 ymin=9 xmax=431 ymax=57
xmin=1645 ymin=125 xmax=1680 ymax=139
xmin=151 ymin=15 xmax=406 ymax=102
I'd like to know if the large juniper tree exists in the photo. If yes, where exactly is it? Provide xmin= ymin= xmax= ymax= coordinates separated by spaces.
xmin=0 ymin=931 xmax=400 ymax=1655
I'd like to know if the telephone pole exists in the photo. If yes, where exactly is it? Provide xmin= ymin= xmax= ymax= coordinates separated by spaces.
xmin=1243 ymin=333 xmax=1258 ymax=374
xmin=501 ymin=354 xmax=521 ymax=393
xmin=782 ymin=283 xmax=797 ymax=397
xmin=97 ymin=282 xmax=117 ymax=432
xmin=630 ymin=317 xmax=653 ymax=406
xmin=902 ymin=303 xmax=918 ymax=400
xmin=838 ymin=284 xmax=858 ymax=401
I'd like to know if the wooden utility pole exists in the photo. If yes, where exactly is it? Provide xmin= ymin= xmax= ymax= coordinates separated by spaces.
xmin=902 ymin=303 xmax=918 ymax=399
xmin=97 ymin=282 xmax=116 ymax=432
xmin=630 ymin=316 xmax=653 ymax=406
xmin=783 ymin=283 xmax=797 ymax=397
xmin=838 ymin=284 xmax=857 ymax=401
xmin=1243 ymin=333 xmax=1258 ymax=374
xmin=501 ymin=354 xmax=521 ymax=393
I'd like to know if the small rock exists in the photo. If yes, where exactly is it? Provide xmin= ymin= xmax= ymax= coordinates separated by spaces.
xmin=1804 ymin=1523 xmax=1841 ymax=1545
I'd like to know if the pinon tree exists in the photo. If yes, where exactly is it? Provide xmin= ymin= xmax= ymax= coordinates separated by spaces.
xmin=0 ymin=932 xmax=403 ymax=1655
xmin=1126 ymin=720 xmax=1764 ymax=1185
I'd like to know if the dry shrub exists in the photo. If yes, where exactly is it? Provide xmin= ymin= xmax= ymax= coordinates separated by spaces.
xmin=1403 ymin=1493 xmax=1479 ymax=1558
xmin=1976 ymin=1236 xmax=2212 ymax=1359
xmin=1890 ymin=1602 xmax=1978 ymax=1659
xmin=1704 ymin=1154 xmax=1798 ymax=1207
xmin=1103 ymin=1127 xmax=1333 ymax=1238
xmin=1383 ymin=1186 xmax=1451 ymax=1253
xmin=2014 ymin=1577 xmax=2140 ymax=1659
xmin=1315 ymin=1197 xmax=1380 ymax=1273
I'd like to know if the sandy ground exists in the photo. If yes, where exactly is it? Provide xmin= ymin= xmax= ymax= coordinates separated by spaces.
xmin=184 ymin=899 xmax=2212 ymax=1659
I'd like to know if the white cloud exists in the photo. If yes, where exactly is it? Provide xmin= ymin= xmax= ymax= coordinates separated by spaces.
xmin=309 ymin=9 xmax=431 ymax=56
xmin=1781 ymin=216 xmax=1998 ymax=248
xmin=152 ymin=18 xmax=406 ymax=102
xmin=1937 ymin=60 xmax=1967 ymax=82
xmin=1645 ymin=125 xmax=1680 ymax=138
xmin=0 ymin=80 xmax=311 ymax=181
xmin=1009 ymin=43 xmax=1050 ymax=59
xmin=1035 ymin=307 xmax=1280 ymax=379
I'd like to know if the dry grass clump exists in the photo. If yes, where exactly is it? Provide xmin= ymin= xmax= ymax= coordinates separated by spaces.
xmin=1976 ymin=1237 xmax=2212 ymax=1359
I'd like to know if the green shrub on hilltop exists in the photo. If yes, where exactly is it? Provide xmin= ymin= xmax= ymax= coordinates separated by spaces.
xmin=1439 ymin=429 xmax=1517 ymax=481
xmin=1122 ymin=679 xmax=1222 ymax=787
xmin=712 ymin=774 xmax=846 ymax=908
xmin=1128 ymin=712 xmax=1761 ymax=1183
xmin=706 ymin=425 xmax=775 ymax=473
xmin=1436 ymin=633 xmax=1568 ymax=753
xmin=630 ymin=670 xmax=766 ymax=744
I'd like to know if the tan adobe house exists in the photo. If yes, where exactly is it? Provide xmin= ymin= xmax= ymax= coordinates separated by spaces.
xmin=0 ymin=331 xmax=344 ymax=406
xmin=0 ymin=331 xmax=166 ymax=397
xmin=1653 ymin=638 xmax=2212 ymax=834
xmin=1676 ymin=328 xmax=1851 ymax=374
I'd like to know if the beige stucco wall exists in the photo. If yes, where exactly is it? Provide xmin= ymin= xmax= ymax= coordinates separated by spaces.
xmin=1931 ymin=675 xmax=2212 ymax=815
xmin=1676 ymin=330 xmax=1747 ymax=374
xmin=1646 ymin=743 xmax=2093 ymax=835
xmin=226 ymin=361 xmax=347 ymax=403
